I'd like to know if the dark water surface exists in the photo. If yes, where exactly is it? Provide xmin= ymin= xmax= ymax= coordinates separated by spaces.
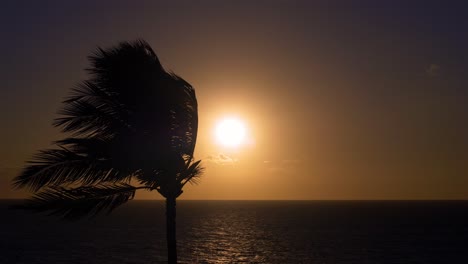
xmin=1 ymin=200 xmax=467 ymax=263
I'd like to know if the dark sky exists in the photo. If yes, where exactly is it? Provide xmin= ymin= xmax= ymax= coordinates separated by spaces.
xmin=1 ymin=1 xmax=467 ymax=199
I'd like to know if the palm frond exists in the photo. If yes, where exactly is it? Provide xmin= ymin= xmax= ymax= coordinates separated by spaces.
xmin=14 ymin=40 xmax=203 ymax=215
xmin=54 ymin=137 xmax=108 ymax=156
xmin=63 ymin=80 xmax=117 ymax=104
xmin=54 ymin=80 xmax=129 ymax=138
xmin=87 ymin=40 xmax=163 ymax=97
xmin=179 ymin=159 xmax=204 ymax=187
xmin=13 ymin=183 xmax=146 ymax=220
xmin=12 ymin=147 xmax=131 ymax=191
xmin=54 ymin=99 xmax=124 ymax=138
xmin=167 ymin=73 xmax=199 ymax=157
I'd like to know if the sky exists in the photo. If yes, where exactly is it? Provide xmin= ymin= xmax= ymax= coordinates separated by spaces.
xmin=1 ymin=0 xmax=467 ymax=200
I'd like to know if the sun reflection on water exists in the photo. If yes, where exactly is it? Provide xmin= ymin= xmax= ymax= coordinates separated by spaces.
xmin=178 ymin=202 xmax=277 ymax=263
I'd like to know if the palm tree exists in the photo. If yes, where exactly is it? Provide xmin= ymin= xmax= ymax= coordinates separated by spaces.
xmin=12 ymin=40 xmax=201 ymax=264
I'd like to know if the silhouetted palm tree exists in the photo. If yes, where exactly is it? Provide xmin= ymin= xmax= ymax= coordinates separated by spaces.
xmin=12 ymin=40 xmax=201 ymax=264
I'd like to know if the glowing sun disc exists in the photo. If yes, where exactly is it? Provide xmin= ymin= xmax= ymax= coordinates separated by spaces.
xmin=215 ymin=118 xmax=246 ymax=147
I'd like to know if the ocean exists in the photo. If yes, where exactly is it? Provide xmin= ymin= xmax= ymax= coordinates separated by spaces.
xmin=1 ymin=200 xmax=467 ymax=264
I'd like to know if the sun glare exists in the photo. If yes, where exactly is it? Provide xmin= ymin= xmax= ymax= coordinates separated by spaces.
xmin=215 ymin=118 xmax=247 ymax=147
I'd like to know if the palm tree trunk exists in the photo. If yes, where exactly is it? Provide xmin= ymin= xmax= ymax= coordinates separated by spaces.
xmin=166 ymin=196 xmax=177 ymax=264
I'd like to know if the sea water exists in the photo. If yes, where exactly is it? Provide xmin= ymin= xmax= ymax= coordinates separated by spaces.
xmin=1 ymin=200 xmax=467 ymax=263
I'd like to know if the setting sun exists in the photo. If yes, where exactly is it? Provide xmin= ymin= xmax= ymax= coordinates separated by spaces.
xmin=215 ymin=118 xmax=247 ymax=147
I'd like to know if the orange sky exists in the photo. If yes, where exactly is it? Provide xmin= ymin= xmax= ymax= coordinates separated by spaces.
xmin=1 ymin=1 xmax=467 ymax=200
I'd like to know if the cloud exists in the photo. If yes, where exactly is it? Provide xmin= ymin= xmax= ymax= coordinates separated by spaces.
xmin=206 ymin=153 xmax=237 ymax=165
xmin=426 ymin=63 xmax=441 ymax=76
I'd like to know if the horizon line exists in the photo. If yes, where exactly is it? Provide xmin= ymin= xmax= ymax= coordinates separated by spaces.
xmin=2 ymin=198 xmax=467 ymax=201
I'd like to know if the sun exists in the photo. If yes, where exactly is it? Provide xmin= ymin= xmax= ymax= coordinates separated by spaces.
xmin=215 ymin=118 xmax=247 ymax=147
